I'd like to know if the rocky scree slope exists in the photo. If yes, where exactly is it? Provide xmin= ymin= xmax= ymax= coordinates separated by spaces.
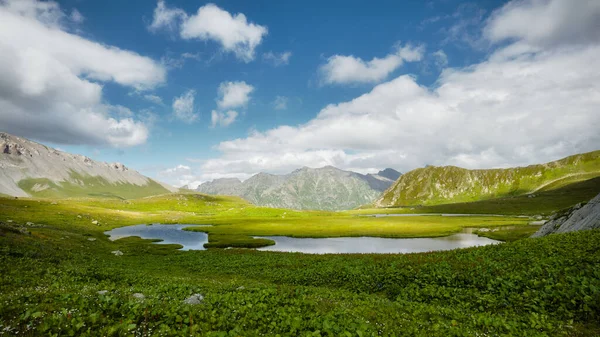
xmin=197 ymin=166 xmax=401 ymax=211
xmin=532 ymin=192 xmax=600 ymax=237
xmin=0 ymin=132 xmax=175 ymax=198
xmin=375 ymin=150 xmax=600 ymax=207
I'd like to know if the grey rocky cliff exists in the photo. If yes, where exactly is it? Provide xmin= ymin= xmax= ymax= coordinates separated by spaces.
xmin=532 ymin=192 xmax=600 ymax=237
xmin=0 ymin=132 xmax=176 ymax=197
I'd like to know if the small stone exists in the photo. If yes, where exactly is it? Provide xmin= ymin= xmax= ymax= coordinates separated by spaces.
xmin=26 ymin=222 xmax=34 ymax=226
xmin=111 ymin=250 xmax=123 ymax=256
xmin=98 ymin=290 xmax=108 ymax=295
xmin=478 ymin=228 xmax=490 ymax=232
xmin=236 ymin=286 xmax=245 ymax=290
xmin=91 ymin=220 xmax=98 ymax=225
xmin=51 ymin=202 xmax=57 ymax=205
xmin=133 ymin=293 xmax=145 ymax=300
xmin=534 ymin=215 xmax=543 ymax=220
xmin=183 ymin=294 xmax=204 ymax=305
xmin=6 ymin=220 xmax=13 ymax=223
xmin=87 ymin=238 xmax=96 ymax=241
xmin=77 ymin=215 xmax=82 ymax=218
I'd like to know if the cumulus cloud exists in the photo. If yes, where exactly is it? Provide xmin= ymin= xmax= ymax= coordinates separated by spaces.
xmin=172 ymin=90 xmax=199 ymax=123
xmin=216 ymin=81 xmax=254 ymax=109
xmin=211 ymin=110 xmax=238 ymax=127
xmin=319 ymin=44 xmax=424 ymax=85
xmin=196 ymin=0 xmax=600 ymax=180
xmin=485 ymin=0 xmax=600 ymax=48
xmin=157 ymin=165 xmax=202 ymax=188
xmin=263 ymin=51 xmax=292 ymax=66
xmin=0 ymin=0 xmax=165 ymax=147
xmin=150 ymin=2 xmax=267 ymax=62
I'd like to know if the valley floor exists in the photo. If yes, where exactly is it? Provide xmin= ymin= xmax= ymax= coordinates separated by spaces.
xmin=1 ymin=193 xmax=599 ymax=335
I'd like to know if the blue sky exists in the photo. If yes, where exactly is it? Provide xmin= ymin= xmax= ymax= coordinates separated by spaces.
xmin=1 ymin=0 xmax=599 ymax=187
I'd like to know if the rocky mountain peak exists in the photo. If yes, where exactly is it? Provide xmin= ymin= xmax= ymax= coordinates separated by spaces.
xmin=111 ymin=162 xmax=128 ymax=171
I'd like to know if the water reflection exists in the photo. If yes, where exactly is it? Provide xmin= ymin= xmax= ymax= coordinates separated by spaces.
xmin=256 ymin=231 xmax=500 ymax=254
xmin=104 ymin=224 xmax=209 ymax=251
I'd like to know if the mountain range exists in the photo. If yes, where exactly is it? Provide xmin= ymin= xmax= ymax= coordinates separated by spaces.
xmin=196 ymin=166 xmax=401 ymax=210
xmin=375 ymin=150 xmax=600 ymax=207
xmin=0 ymin=132 xmax=176 ymax=199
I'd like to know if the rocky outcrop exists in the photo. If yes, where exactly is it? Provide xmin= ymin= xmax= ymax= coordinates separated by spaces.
xmin=532 ymin=193 xmax=600 ymax=237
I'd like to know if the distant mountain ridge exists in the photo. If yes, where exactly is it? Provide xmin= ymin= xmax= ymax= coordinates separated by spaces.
xmin=0 ymin=132 xmax=176 ymax=199
xmin=375 ymin=150 xmax=600 ymax=207
xmin=197 ymin=166 xmax=401 ymax=210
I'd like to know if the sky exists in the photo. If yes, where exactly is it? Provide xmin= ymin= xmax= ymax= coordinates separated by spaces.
xmin=0 ymin=0 xmax=599 ymax=188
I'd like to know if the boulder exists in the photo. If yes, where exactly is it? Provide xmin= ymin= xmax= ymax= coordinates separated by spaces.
xmin=183 ymin=294 xmax=204 ymax=305
xmin=533 ymin=192 xmax=600 ymax=237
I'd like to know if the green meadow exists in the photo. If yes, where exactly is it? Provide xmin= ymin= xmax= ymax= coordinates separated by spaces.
xmin=1 ymin=182 xmax=599 ymax=336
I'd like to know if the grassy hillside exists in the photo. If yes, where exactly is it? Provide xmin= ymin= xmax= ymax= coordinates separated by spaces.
xmin=377 ymin=150 xmax=600 ymax=207
xmin=357 ymin=176 xmax=600 ymax=216
xmin=17 ymin=171 xmax=170 ymax=200
xmin=0 ymin=195 xmax=598 ymax=335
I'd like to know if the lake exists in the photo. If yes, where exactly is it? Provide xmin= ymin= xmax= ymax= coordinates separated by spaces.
xmin=104 ymin=224 xmax=500 ymax=253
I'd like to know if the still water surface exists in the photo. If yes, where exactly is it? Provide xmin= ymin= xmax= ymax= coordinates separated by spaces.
xmin=105 ymin=224 xmax=209 ymax=251
xmin=105 ymin=224 xmax=500 ymax=254
xmin=256 ymin=230 xmax=499 ymax=254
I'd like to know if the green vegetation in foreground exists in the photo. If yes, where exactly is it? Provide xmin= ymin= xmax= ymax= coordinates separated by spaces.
xmin=355 ymin=176 xmax=600 ymax=216
xmin=474 ymin=225 xmax=542 ymax=242
xmin=17 ymin=170 xmax=170 ymax=199
xmin=1 ymin=212 xmax=599 ymax=336
xmin=377 ymin=150 xmax=600 ymax=207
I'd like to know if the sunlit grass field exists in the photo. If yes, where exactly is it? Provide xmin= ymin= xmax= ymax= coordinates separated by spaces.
xmin=1 ymin=182 xmax=598 ymax=336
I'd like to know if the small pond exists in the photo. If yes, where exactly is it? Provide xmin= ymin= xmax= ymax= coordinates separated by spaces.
xmin=104 ymin=224 xmax=210 ymax=251
xmin=256 ymin=229 xmax=500 ymax=254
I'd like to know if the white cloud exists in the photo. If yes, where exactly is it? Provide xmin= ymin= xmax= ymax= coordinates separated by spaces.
xmin=0 ymin=0 xmax=165 ymax=147
xmin=319 ymin=44 xmax=424 ymax=85
xmin=432 ymin=50 xmax=448 ymax=68
xmin=157 ymin=164 xmax=203 ymax=188
xmin=485 ymin=0 xmax=600 ymax=48
xmin=172 ymin=90 xmax=199 ymax=123
xmin=144 ymin=94 xmax=164 ymax=105
xmin=273 ymin=96 xmax=288 ymax=110
xmin=70 ymin=9 xmax=84 ymax=23
xmin=216 ymin=81 xmax=254 ymax=109
xmin=148 ymin=0 xmax=186 ymax=32
xmin=196 ymin=0 xmax=600 ymax=180
xmin=263 ymin=51 xmax=292 ymax=66
xmin=211 ymin=110 xmax=238 ymax=127
xmin=150 ymin=2 xmax=268 ymax=62
xmin=181 ymin=3 xmax=267 ymax=62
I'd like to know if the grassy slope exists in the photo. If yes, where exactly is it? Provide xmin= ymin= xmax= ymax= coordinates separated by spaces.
xmin=0 ymin=200 xmax=599 ymax=335
xmin=17 ymin=171 xmax=170 ymax=199
xmin=356 ymin=176 xmax=600 ymax=216
xmin=377 ymin=150 xmax=600 ymax=207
